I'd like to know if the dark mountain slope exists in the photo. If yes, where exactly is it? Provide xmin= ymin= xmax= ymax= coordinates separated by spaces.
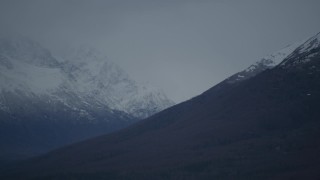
xmin=4 ymin=34 xmax=320 ymax=179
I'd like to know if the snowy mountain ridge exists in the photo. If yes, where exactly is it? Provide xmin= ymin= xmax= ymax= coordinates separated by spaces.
xmin=226 ymin=38 xmax=307 ymax=83
xmin=0 ymin=37 xmax=174 ymax=120
xmin=280 ymin=32 xmax=320 ymax=67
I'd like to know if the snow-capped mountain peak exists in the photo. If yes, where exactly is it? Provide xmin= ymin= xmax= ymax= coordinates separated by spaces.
xmin=0 ymin=39 xmax=174 ymax=120
xmin=61 ymin=46 xmax=174 ymax=118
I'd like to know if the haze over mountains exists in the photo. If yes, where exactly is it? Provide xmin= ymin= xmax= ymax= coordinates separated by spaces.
xmin=3 ymin=32 xmax=320 ymax=180
xmin=0 ymin=36 xmax=174 ymax=162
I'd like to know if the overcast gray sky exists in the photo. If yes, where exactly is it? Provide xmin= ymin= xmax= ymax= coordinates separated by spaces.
xmin=1 ymin=0 xmax=320 ymax=103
